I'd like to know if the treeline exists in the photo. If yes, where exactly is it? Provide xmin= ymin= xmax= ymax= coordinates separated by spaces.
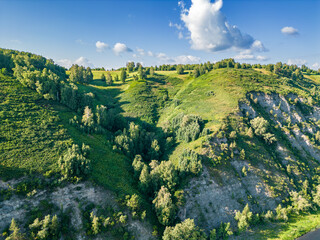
xmin=120 ymin=58 xmax=319 ymax=81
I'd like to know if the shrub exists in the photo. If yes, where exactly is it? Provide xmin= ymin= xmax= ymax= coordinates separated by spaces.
xmin=58 ymin=144 xmax=91 ymax=179
xmin=234 ymin=204 xmax=253 ymax=232
xmin=216 ymin=222 xmax=233 ymax=239
xmin=153 ymin=186 xmax=176 ymax=226
xmin=170 ymin=113 xmax=203 ymax=142
xmin=163 ymin=219 xmax=207 ymax=240
xmin=178 ymin=149 xmax=202 ymax=176
xmin=275 ymin=204 xmax=288 ymax=222
xmin=250 ymin=116 xmax=276 ymax=144
xmin=290 ymin=191 xmax=312 ymax=213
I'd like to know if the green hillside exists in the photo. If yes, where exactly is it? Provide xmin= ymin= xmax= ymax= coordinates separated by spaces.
xmin=2 ymin=49 xmax=320 ymax=239
xmin=0 ymin=73 xmax=72 ymax=179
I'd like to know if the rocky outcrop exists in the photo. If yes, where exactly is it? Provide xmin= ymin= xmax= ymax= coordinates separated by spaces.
xmin=0 ymin=181 xmax=154 ymax=240
xmin=178 ymin=91 xmax=320 ymax=232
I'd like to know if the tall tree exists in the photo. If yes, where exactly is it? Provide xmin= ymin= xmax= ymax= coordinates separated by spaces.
xmin=153 ymin=186 xmax=176 ymax=225
xmin=106 ymin=72 xmax=113 ymax=85
xmin=120 ymin=69 xmax=127 ymax=83
xmin=82 ymin=106 xmax=94 ymax=133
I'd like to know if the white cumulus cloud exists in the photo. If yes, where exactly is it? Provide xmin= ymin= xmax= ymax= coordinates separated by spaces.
xmin=75 ymin=56 xmax=94 ymax=68
xmin=113 ymin=43 xmax=132 ymax=55
xmin=96 ymin=41 xmax=109 ymax=52
xmin=234 ymin=54 xmax=255 ymax=60
xmin=281 ymin=26 xmax=299 ymax=36
xmin=180 ymin=0 xmax=265 ymax=52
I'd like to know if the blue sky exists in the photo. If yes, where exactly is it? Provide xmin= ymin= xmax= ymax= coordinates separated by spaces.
xmin=0 ymin=0 xmax=319 ymax=70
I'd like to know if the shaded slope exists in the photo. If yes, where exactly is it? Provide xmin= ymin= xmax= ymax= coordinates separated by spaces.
xmin=0 ymin=73 xmax=72 ymax=179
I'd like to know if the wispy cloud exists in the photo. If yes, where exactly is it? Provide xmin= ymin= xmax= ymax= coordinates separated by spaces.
xmin=281 ymin=26 xmax=299 ymax=36
xmin=180 ymin=0 xmax=265 ymax=52
xmin=311 ymin=62 xmax=320 ymax=70
xmin=11 ymin=39 xmax=22 ymax=44
xmin=287 ymin=58 xmax=307 ymax=66
xmin=76 ymin=39 xmax=87 ymax=45
xmin=234 ymin=51 xmax=268 ymax=61
xmin=56 ymin=57 xmax=94 ymax=68
xmin=56 ymin=59 xmax=73 ymax=68
xmin=156 ymin=52 xmax=201 ymax=64
xmin=169 ymin=21 xmax=183 ymax=30
xmin=137 ymin=48 xmax=146 ymax=56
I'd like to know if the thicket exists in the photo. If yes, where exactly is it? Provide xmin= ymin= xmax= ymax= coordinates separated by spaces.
xmin=81 ymin=202 xmax=135 ymax=239
xmin=169 ymin=113 xmax=204 ymax=142
xmin=250 ymin=116 xmax=276 ymax=144
xmin=58 ymin=143 xmax=91 ymax=180
xmin=163 ymin=218 xmax=207 ymax=240
xmin=0 ymin=48 xmax=93 ymax=113
xmin=69 ymin=104 xmax=121 ymax=134
xmin=69 ymin=64 xmax=93 ymax=84
xmin=114 ymin=122 xmax=162 ymax=160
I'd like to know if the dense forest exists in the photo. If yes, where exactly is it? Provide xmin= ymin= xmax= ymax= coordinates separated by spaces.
xmin=1 ymin=48 xmax=320 ymax=240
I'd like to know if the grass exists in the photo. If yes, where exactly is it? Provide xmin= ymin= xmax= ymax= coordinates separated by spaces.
xmin=237 ymin=211 xmax=320 ymax=240
xmin=158 ymin=68 xmax=278 ymax=132
xmin=53 ymin=103 xmax=138 ymax=195
xmin=304 ymin=74 xmax=320 ymax=84
xmin=4 ymin=63 xmax=320 ymax=238
xmin=0 ymin=73 xmax=73 ymax=179
xmin=0 ymin=72 xmax=139 ymax=195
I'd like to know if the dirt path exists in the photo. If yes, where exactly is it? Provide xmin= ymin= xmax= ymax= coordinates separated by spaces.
xmin=298 ymin=229 xmax=320 ymax=240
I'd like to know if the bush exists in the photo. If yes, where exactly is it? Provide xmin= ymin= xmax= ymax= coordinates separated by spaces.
xmin=275 ymin=204 xmax=288 ymax=222
xmin=58 ymin=144 xmax=91 ymax=179
xmin=163 ymin=219 xmax=207 ymax=240
xmin=178 ymin=149 xmax=202 ymax=176
xmin=290 ymin=191 xmax=312 ymax=213
xmin=234 ymin=204 xmax=253 ymax=232
xmin=216 ymin=222 xmax=233 ymax=239
xmin=170 ymin=113 xmax=203 ymax=142
xmin=29 ymin=215 xmax=60 ymax=239
xmin=250 ymin=117 xmax=276 ymax=144
xmin=176 ymin=65 xmax=184 ymax=75
xmin=153 ymin=186 xmax=176 ymax=226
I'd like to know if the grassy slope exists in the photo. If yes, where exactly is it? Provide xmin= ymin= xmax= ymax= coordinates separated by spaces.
xmin=304 ymin=74 xmax=320 ymax=84
xmin=236 ymin=211 xmax=320 ymax=240
xmin=0 ymin=72 xmax=138 ymax=195
xmin=4 ymin=66 xmax=320 ymax=236
xmin=53 ymin=103 xmax=137 ymax=195
xmin=0 ymin=73 xmax=73 ymax=179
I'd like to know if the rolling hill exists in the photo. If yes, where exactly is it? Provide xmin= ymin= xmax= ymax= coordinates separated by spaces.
xmin=1 ymin=48 xmax=320 ymax=239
